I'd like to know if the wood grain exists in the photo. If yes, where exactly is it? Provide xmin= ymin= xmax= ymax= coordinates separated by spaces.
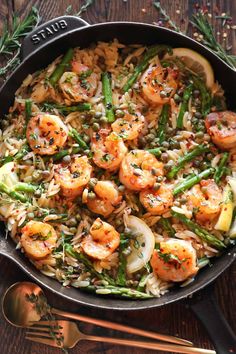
xmin=0 ymin=1 xmax=236 ymax=353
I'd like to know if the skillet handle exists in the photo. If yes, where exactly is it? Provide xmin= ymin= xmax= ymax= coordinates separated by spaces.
xmin=20 ymin=15 xmax=89 ymax=60
xmin=189 ymin=286 xmax=236 ymax=353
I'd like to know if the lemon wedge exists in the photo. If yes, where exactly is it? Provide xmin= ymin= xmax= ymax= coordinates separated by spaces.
xmin=126 ymin=215 xmax=155 ymax=274
xmin=215 ymin=184 xmax=234 ymax=232
xmin=165 ymin=48 xmax=214 ymax=88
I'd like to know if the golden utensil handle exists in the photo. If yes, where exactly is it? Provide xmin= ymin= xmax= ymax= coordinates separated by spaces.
xmin=85 ymin=335 xmax=215 ymax=354
xmin=52 ymin=307 xmax=192 ymax=346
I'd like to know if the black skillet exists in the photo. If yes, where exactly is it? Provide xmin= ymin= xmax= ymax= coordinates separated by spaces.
xmin=0 ymin=16 xmax=235 ymax=353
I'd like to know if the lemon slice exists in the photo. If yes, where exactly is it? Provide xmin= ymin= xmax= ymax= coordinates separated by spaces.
xmin=165 ymin=48 xmax=214 ymax=88
xmin=0 ymin=162 xmax=18 ymax=187
xmin=126 ymin=215 xmax=155 ymax=274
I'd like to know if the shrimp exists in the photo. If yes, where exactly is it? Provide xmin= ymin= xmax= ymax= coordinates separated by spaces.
xmin=59 ymin=64 xmax=97 ymax=103
xmin=140 ymin=65 xmax=178 ymax=105
xmin=87 ymin=181 xmax=122 ymax=217
xmin=140 ymin=184 xmax=173 ymax=215
xmin=151 ymin=239 xmax=199 ymax=282
xmin=26 ymin=113 xmax=68 ymax=155
xmin=21 ymin=221 xmax=58 ymax=260
xmin=81 ymin=218 xmax=120 ymax=260
xmin=119 ymin=150 xmax=164 ymax=191
xmin=205 ymin=111 xmax=236 ymax=150
xmin=186 ymin=179 xmax=222 ymax=223
xmin=111 ymin=111 xmax=145 ymax=140
xmin=55 ymin=156 xmax=92 ymax=199
xmin=91 ymin=129 xmax=128 ymax=171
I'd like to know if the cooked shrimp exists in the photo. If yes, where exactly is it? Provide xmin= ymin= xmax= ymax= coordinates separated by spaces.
xmin=140 ymin=184 xmax=173 ymax=215
xmin=140 ymin=65 xmax=178 ymax=105
xmin=21 ymin=221 xmax=58 ymax=260
xmin=186 ymin=179 xmax=222 ymax=223
xmin=91 ymin=129 xmax=128 ymax=171
xmin=205 ymin=111 xmax=236 ymax=150
xmin=111 ymin=111 xmax=145 ymax=140
xmin=59 ymin=64 xmax=97 ymax=103
xmin=119 ymin=150 xmax=164 ymax=191
xmin=87 ymin=180 xmax=122 ymax=217
xmin=151 ymin=239 xmax=199 ymax=282
xmin=26 ymin=113 xmax=68 ymax=155
xmin=55 ymin=156 xmax=92 ymax=199
xmin=81 ymin=218 xmax=120 ymax=260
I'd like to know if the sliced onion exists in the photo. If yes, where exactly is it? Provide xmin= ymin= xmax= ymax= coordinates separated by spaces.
xmin=0 ymin=161 xmax=18 ymax=187
xmin=0 ymin=162 xmax=19 ymax=217
xmin=228 ymin=176 xmax=236 ymax=203
xmin=126 ymin=215 xmax=155 ymax=274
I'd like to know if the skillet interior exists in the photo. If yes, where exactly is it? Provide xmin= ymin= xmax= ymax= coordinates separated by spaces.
xmin=0 ymin=22 xmax=236 ymax=310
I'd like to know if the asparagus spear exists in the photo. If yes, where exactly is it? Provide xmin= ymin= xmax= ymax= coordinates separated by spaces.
xmin=158 ymin=218 xmax=176 ymax=237
xmin=49 ymin=48 xmax=74 ymax=86
xmin=0 ymin=182 xmax=28 ymax=203
xmin=25 ymin=99 xmax=32 ymax=124
xmin=171 ymin=210 xmax=226 ymax=249
xmin=23 ymin=99 xmax=32 ymax=136
xmin=41 ymin=102 xmax=91 ymax=114
xmin=68 ymin=128 xmax=89 ymax=149
xmin=13 ymin=182 xmax=38 ymax=193
xmin=101 ymin=72 xmax=115 ymax=123
xmin=137 ymin=274 xmax=149 ymax=292
xmin=157 ymin=103 xmax=170 ymax=144
xmin=167 ymin=144 xmax=209 ymax=179
xmin=191 ymin=76 xmax=211 ymax=116
xmin=214 ymin=152 xmax=229 ymax=184
xmin=122 ymin=45 xmax=172 ymax=92
xmin=146 ymin=148 xmax=162 ymax=157
xmin=14 ymin=143 xmax=30 ymax=161
xmin=116 ymin=233 xmax=128 ymax=286
xmin=64 ymin=243 xmax=116 ymax=285
xmin=176 ymin=84 xmax=192 ymax=129
xmin=0 ymin=156 xmax=14 ymax=165
xmin=0 ymin=144 xmax=31 ymax=165
xmin=173 ymin=167 xmax=214 ymax=196
xmin=48 ymin=146 xmax=81 ymax=162
xmin=84 ymin=284 xmax=153 ymax=299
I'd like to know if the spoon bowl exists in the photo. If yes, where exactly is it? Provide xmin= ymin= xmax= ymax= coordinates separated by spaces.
xmin=2 ymin=282 xmax=43 ymax=327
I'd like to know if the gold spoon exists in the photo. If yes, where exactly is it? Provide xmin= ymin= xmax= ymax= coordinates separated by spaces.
xmin=2 ymin=281 xmax=192 ymax=346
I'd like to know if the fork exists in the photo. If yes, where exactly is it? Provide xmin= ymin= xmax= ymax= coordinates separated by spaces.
xmin=26 ymin=320 xmax=216 ymax=354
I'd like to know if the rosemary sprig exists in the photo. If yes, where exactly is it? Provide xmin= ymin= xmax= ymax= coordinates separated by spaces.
xmin=26 ymin=293 xmax=68 ymax=353
xmin=0 ymin=49 xmax=20 ymax=77
xmin=153 ymin=2 xmax=236 ymax=70
xmin=0 ymin=7 xmax=40 ymax=55
xmin=66 ymin=0 xmax=95 ymax=17
xmin=191 ymin=12 xmax=236 ymax=69
xmin=153 ymin=1 xmax=180 ymax=32
xmin=76 ymin=0 xmax=95 ymax=17
xmin=0 ymin=7 xmax=40 ymax=78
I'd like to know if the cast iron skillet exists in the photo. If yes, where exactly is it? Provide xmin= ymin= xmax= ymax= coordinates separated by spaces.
xmin=0 ymin=16 xmax=235 ymax=353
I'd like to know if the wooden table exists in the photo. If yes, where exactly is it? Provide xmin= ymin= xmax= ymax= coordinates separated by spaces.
xmin=0 ymin=1 xmax=236 ymax=353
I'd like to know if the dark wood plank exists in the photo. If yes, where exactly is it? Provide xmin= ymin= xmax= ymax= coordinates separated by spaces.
xmin=0 ymin=1 xmax=236 ymax=353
